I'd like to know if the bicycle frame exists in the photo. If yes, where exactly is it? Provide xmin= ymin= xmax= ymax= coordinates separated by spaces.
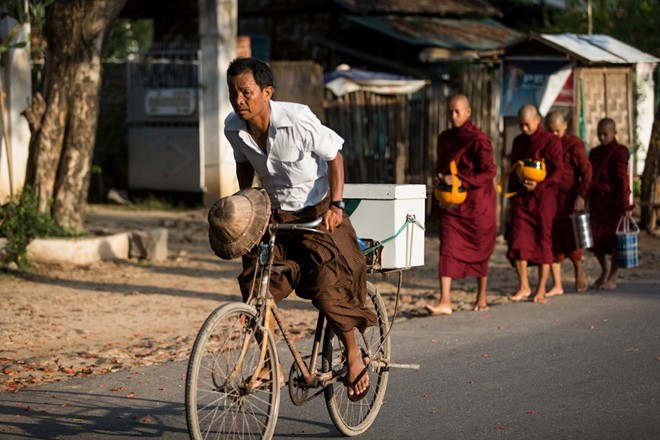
xmin=242 ymin=218 xmax=341 ymax=391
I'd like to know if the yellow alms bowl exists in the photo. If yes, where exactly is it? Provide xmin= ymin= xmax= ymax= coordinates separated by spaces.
xmin=516 ymin=159 xmax=546 ymax=182
xmin=434 ymin=182 xmax=467 ymax=206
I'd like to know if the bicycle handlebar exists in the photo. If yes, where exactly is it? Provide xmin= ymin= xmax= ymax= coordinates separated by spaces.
xmin=271 ymin=217 xmax=323 ymax=233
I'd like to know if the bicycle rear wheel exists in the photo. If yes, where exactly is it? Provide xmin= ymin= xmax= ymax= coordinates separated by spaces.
xmin=186 ymin=302 xmax=280 ymax=440
xmin=323 ymin=281 xmax=390 ymax=436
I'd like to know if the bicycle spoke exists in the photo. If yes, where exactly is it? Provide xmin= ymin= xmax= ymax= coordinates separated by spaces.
xmin=186 ymin=304 xmax=280 ymax=440
xmin=323 ymin=282 xmax=390 ymax=435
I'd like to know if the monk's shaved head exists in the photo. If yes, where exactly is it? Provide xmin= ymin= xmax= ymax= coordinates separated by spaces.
xmin=597 ymin=118 xmax=616 ymax=132
xmin=546 ymin=111 xmax=566 ymax=125
xmin=597 ymin=117 xmax=617 ymax=146
xmin=449 ymin=94 xmax=472 ymax=128
xmin=517 ymin=105 xmax=541 ymax=136
xmin=449 ymin=94 xmax=470 ymax=109
xmin=546 ymin=110 xmax=568 ymax=138
xmin=518 ymin=104 xmax=539 ymax=120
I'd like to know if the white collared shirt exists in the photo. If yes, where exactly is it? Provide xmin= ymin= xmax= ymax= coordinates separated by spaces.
xmin=224 ymin=101 xmax=344 ymax=211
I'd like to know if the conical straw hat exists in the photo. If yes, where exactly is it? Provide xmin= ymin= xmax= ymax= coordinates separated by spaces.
xmin=208 ymin=188 xmax=271 ymax=260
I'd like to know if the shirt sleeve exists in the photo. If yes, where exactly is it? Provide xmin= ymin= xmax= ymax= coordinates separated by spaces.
xmin=296 ymin=106 xmax=344 ymax=161
xmin=224 ymin=128 xmax=249 ymax=163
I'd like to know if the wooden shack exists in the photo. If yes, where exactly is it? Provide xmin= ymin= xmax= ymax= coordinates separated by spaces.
xmin=501 ymin=33 xmax=659 ymax=173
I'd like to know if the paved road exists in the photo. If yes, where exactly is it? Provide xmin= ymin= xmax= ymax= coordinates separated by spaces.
xmin=1 ymin=278 xmax=659 ymax=439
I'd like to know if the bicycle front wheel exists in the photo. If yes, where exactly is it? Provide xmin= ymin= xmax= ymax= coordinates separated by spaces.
xmin=323 ymin=281 xmax=391 ymax=436
xmin=186 ymin=302 xmax=280 ymax=440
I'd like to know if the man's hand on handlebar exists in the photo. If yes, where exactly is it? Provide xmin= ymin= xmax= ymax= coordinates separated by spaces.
xmin=324 ymin=206 xmax=343 ymax=232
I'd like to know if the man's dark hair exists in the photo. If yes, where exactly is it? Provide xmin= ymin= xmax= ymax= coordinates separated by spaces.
xmin=227 ymin=57 xmax=274 ymax=89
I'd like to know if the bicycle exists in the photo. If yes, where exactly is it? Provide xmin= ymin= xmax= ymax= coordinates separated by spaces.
xmin=186 ymin=215 xmax=419 ymax=439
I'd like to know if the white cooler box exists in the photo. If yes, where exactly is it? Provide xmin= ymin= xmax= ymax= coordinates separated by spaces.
xmin=344 ymin=184 xmax=426 ymax=269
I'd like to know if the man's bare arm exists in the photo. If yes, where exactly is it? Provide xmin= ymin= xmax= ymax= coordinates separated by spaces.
xmin=327 ymin=151 xmax=345 ymax=202
xmin=236 ymin=161 xmax=255 ymax=190
xmin=324 ymin=151 xmax=345 ymax=231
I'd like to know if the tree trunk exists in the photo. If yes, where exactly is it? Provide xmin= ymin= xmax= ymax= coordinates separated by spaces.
xmin=640 ymin=107 xmax=659 ymax=232
xmin=25 ymin=0 xmax=126 ymax=230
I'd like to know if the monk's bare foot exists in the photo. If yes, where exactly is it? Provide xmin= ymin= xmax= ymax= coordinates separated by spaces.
xmin=600 ymin=277 xmax=617 ymax=290
xmin=533 ymin=294 xmax=548 ymax=304
xmin=593 ymin=273 xmax=607 ymax=289
xmin=473 ymin=303 xmax=490 ymax=311
xmin=576 ymin=274 xmax=588 ymax=292
xmin=425 ymin=304 xmax=453 ymax=315
xmin=508 ymin=289 xmax=531 ymax=302
xmin=346 ymin=350 xmax=370 ymax=401
xmin=546 ymin=286 xmax=564 ymax=297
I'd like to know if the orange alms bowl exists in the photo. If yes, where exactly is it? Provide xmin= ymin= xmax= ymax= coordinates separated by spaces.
xmin=516 ymin=159 xmax=546 ymax=182
xmin=434 ymin=160 xmax=467 ymax=206
xmin=434 ymin=182 xmax=467 ymax=206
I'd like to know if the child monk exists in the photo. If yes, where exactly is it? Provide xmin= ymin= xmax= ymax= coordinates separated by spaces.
xmin=588 ymin=118 xmax=633 ymax=290
xmin=546 ymin=111 xmax=592 ymax=295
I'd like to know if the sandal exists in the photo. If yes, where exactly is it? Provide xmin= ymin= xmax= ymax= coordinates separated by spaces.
xmin=346 ymin=360 xmax=371 ymax=402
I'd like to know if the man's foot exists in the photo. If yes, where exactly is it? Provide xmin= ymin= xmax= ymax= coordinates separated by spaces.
xmin=508 ymin=289 xmax=531 ymax=302
xmin=346 ymin=353 xmax=370 ymax=402
xmin=425 ymin=303 xmax=453 ymax=315
xmin=473 ymin=303 xmax=490 ymax=311
xmin=546 ymin=286 xmax=564 ymax=297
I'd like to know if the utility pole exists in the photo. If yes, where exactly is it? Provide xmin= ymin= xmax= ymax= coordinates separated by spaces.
xmin=587 ymin=0 xmax=593 ymax=34
xmin=198 ymin=0 xmax=238 ymax=206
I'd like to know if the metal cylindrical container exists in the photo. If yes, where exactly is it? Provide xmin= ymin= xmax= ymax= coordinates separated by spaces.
xmin=570 ymin=212 xmax=593 ymax=249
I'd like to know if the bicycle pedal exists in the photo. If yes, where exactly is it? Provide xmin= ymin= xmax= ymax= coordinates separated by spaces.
xmin=387 ymin=362 xmax=420 ymax=370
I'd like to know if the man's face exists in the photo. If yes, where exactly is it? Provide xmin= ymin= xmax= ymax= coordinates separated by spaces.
xmin=597 ymin=124 xmax=616 ymax=146
xmin=227 ymin=71 xmax=272 ymax=121
xmin=518 ymin=114 xmax=541 ymax=136
xmin=548 ymin=120 xmax=567 ymax=138
xmin=449 ymin=100 xmax=471 ymax=128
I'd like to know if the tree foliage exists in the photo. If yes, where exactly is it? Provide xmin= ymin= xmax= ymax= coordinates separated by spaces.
xmin=103 ymin=18 xmax=153 ymax=60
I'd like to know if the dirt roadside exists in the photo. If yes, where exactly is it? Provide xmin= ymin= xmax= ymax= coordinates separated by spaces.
xmin=1 ymin=205 xmax=659 ymax=393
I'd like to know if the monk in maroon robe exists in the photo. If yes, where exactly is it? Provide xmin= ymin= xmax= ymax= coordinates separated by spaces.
xmin=425 ymin=95 xmax=497 ymax=315
xmin=588 ymin=118 xmax=633 ymax=290
xmin=546 ymin=111 xmax=592 ymax=295
xmin=506 ymin=105 xmax=563 ymax=304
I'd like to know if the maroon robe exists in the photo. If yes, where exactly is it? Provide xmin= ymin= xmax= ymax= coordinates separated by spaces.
xmin=588 ymin=138 xmax=632 ymax=256
xmin=551 ymin=133 xmax=592 ymax=262
xmin=436 ymin=120 xmax=497 ymax=278
xmin=506 ymin=126 xmax=564 ymax=265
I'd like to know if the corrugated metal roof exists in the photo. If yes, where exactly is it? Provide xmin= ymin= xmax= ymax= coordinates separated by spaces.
xmin=334 ymin=0 xmax=501 ymax=17
xmin=540 ymin=33 xmax=660 ymax=64
xmin=347 ymin=16 xmax=520 ymax=51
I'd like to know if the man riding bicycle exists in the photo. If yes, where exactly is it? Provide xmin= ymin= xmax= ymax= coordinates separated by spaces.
xmin=219 ymin=57 xmax=376 ymax=401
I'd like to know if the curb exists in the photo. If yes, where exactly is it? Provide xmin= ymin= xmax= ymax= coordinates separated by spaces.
xmin=1 ymin=228 xmax=168 ymax=266
xmin=27 ymin=233 xmax=131 ymax=265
